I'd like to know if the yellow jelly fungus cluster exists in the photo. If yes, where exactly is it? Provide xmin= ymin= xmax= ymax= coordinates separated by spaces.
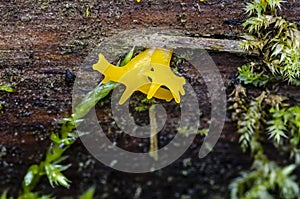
xmin=93 ymin=48 xmax=186 ymax=104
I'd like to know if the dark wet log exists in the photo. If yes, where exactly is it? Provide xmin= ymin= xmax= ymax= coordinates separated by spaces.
xmin=1 ymin=0 xmax=300 ymax=198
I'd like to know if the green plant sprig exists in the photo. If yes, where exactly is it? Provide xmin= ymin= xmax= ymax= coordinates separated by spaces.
xmin=237 ymin=91 xmax=266 ymax=152
xmin=17 ymin=47 xmax=135 ymax=198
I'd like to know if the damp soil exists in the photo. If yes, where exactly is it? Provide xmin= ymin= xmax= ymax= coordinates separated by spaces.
xmin=1 ymin=0 xmax=300 ymax=198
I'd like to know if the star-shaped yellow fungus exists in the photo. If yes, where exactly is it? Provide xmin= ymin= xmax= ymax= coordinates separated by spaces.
xmin=92 ymin=48 xmax=186 ymax=104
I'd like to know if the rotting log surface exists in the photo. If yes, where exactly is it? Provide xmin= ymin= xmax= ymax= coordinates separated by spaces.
xmin=1 ymin=0 xmax=300 ymax=198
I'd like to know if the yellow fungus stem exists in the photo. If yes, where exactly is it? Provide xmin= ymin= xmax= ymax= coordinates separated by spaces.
xmin=149 ymin=106 xmax=158 ymax=161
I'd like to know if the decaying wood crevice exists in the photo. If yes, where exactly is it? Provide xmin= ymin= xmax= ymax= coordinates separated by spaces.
xmin=1 ymin=0 xmax=300 ymax=197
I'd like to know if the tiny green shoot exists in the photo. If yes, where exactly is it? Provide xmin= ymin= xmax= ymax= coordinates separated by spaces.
xmin=18 ymin=47 xmax=135 ymax=198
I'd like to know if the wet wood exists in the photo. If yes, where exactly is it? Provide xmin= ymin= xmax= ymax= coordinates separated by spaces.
xmin=1 ymin=0 xmax=300 ymax=197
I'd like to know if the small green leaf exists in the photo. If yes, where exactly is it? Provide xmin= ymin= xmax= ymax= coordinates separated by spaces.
xmin=120 ymin=46 xmax=135 ymax=66
xmin=271 ymin=44 xmax=283 ymax=57
xmin=24 ymin=165 xmax=39 ymax=187
xmin=1 ymin=190 xmax=12 ymax=199
xmin=0 ymin=84 xmax=14 ymax=93
xmin=44 ymin=163 xmax=71 ymax=188
xmin=282 ymin=165 xmax=296 ymax=176
xmin=50 ymin=133 xmax=60 ymax=143
xmin=78 ymin=187 xmax=95 ymax=199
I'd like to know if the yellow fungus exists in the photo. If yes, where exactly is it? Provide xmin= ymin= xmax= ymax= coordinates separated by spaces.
xmin=93 ymin=48 xmax=186 ymax=104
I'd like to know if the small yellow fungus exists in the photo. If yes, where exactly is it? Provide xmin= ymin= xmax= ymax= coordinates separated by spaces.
xmin=93 ymin=48 xmax=186 ymax=104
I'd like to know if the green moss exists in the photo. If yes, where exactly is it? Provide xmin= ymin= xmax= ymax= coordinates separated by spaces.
xmin=237 ymin=64 xmax=269 ymax=87
xmin=240 ymin=0 xmax=300 ymax=86
xmin=230 ymin=1 xmax=300 ymax=198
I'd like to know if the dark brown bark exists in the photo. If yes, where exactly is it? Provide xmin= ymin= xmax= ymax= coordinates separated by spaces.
xmin=0 ymin=0 xmax=300 ymax=198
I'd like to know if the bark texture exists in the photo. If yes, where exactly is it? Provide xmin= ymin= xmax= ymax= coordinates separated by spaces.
xmin=0 ymin=0 xmax=300 ymax=198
